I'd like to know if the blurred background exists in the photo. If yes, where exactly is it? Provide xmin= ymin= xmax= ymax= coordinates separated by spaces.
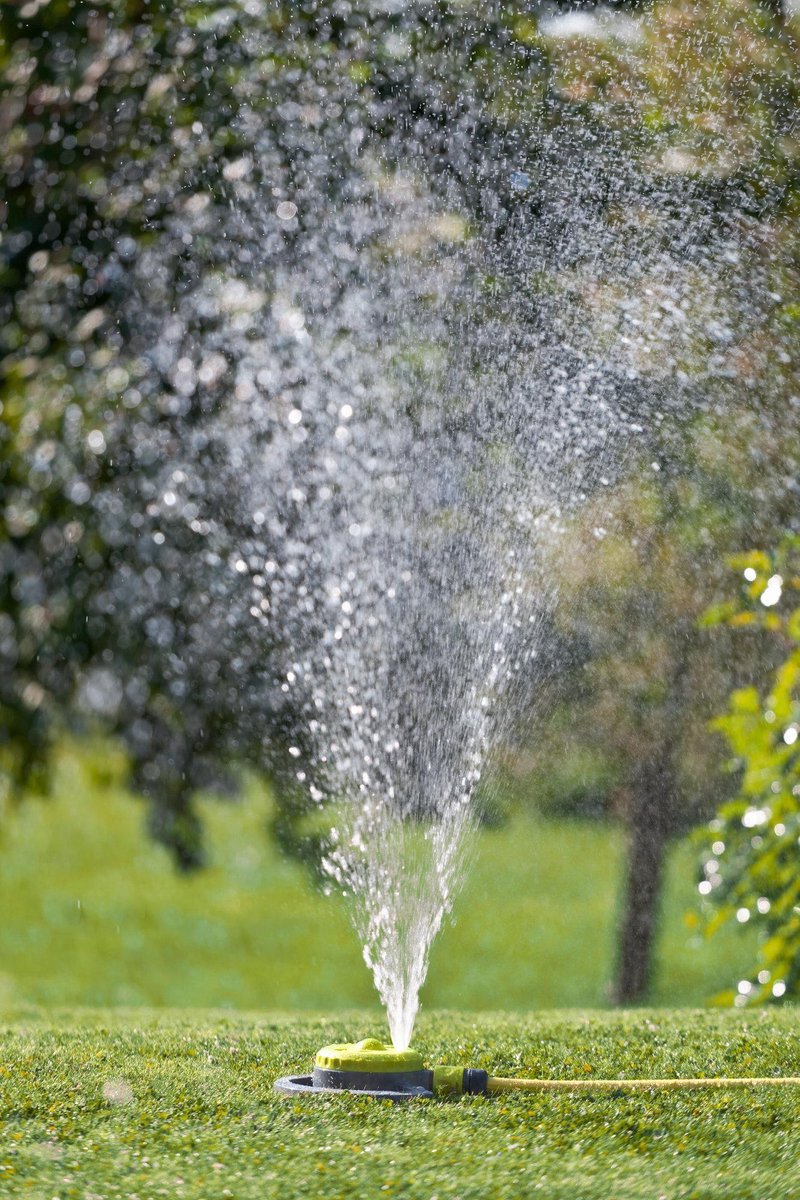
xmin=0 ymin=739 xmax=762 ymax=1012
xmin=2 ymin=0 xmax=800 ymax=1017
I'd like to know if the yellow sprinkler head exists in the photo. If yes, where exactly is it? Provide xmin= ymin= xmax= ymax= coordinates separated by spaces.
xmin=310 ymin=1037 xmax=431 ymax=1098
xmin=315 ymin=1038 xmax=424 ymax=1074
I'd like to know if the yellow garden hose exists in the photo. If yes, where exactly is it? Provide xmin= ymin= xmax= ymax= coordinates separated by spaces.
xmin=486 ymin=1074 xmax=800 ymax=1094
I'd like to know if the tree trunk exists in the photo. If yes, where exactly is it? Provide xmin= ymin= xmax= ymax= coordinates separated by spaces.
xmin=612 ymin=759 xmax=674 ymax=1005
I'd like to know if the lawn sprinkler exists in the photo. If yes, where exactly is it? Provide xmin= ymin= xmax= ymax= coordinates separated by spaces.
xmin=274 ymin=1038 xmax=488 ymax=1101
xmin=274 ymin=1038 xmax=800 ymax=1102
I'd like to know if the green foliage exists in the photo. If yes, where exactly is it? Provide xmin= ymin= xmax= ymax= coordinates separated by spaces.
xmin=1 ymin=1008 xmax=799 ymax=1200
xmin=0 ymin=0 xmax=566 ymax=863
xmin=504 ymin=0 xmax=800 ymax=840
xmin=3 ymin=0 xmax=800 ymax=878
xmin=1 ymin=0 xmax=318 ymax=863
xmin=545 ymin=0 xmax=800 ymax=191
xmin=533 ymin=467 xmax=765 ymax=836
xmin=499 ymin=725 xmax=622 ymax=822
xmin=701 ymin=535 xmax=800 ymax=1004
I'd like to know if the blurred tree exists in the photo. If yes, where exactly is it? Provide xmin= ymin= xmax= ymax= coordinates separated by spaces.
xmin=501 ymin=0 xmax=800 ymax=1003
xmin=0 ymin=0 xmax=317 ymax=863
xmin=0 ymin=0 xmax=565 ymax=864
xmin=518 ymin=376 xmax=800 ymax=1002
xmin=1 ymin=0 xmax=554 ymax=862
xmin=699 ymin=536 xmax=800 ymax=1005
xmin=548 ymin=486 xmax=758 ymax=1002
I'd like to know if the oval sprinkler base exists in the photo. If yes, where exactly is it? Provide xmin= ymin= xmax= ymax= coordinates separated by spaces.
xmin=273 ymin=1074 xmax=432 ymax=1102
xmin=273 ymin=1038 xmax=438 ymax=1102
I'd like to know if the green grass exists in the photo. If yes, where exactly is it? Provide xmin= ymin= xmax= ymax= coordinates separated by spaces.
xmin=0 ymin=742 xmax=757 ymax=1014
xmin=2 ymin=1007 xmax=800 ymax=1199
xmin=0 ymin=746 xmax=791 ymax=1196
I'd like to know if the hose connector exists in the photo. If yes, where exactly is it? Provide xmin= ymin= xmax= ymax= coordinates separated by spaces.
xmin=432 ymin=1065 xmax=489 ymax=1096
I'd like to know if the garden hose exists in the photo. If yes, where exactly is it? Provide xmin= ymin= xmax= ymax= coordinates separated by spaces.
xmin=273 ymin=1039 xmax=800 ymax=1102
xmin=485 ymin=1074 xmax=800 ymax=1094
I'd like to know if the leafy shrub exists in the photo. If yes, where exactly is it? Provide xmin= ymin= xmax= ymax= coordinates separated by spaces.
xmin=700 ymin=534 xmax=800 ymax=1003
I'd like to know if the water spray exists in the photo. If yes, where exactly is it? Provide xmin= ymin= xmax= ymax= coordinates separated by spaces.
xmin=274 ymin=1038 xmax=800 ymax=1102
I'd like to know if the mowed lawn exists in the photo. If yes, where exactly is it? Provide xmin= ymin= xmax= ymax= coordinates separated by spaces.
xmin=2 ymin=1008 xmax=800 ymax=1200
xmin=0 ymin=742 xmax=756 ymax=1014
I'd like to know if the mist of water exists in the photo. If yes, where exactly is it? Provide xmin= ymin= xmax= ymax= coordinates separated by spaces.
xmin=153 ymin=6 xmax=779 ymax=1047
xmin=18 ymin=0 xmax=795 ymax=1047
